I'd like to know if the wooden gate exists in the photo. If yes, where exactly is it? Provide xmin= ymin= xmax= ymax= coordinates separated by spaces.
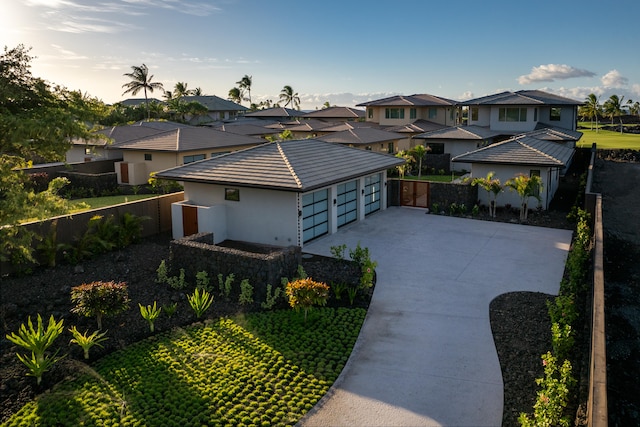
xmin=182 ymin=205 xmax=198 ymax=236
xmin=401 ymin=181 xmax=430 ymax=208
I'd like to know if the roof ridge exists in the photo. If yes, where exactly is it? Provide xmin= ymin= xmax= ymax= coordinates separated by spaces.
xmin=517 ymin=137 xmax=559 ymax=162
xmin=277 ymin=142 xmax=302 ymax=189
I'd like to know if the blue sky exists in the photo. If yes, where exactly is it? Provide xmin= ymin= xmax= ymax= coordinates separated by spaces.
xmin=2 ymin=0 xmax=639 ymax=110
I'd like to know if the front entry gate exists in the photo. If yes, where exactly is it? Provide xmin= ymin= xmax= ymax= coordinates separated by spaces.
xmin=401 ymin=180 xmax=430 ymax=208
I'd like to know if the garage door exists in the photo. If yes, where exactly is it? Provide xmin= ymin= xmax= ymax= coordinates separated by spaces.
xmin=302 ymin=189 xmax=329 ymax=243
xmin=337 ymin=180 xmax=358 ymax=227
xmin=364 ymin=174 xmax=381 ymax=215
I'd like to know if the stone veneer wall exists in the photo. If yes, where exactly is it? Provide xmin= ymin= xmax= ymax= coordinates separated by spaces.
xmin=428 ymin=181 xmax=478 ymax=211
xmin=169 ymin=233 xmax=301 ymax=301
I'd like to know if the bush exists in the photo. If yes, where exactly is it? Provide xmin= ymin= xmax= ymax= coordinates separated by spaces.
xmin=239 ymin=279 xmax=253 ymax=305
xmin=187 ymin=288 xmax=213 ymax=319
xmin=261 ymin=284 xmax=282 ymax=310
xmin=70 ymin=281 xmax=130 ymax=330
xmin=285 ymin=278 xmax=330 ymax=322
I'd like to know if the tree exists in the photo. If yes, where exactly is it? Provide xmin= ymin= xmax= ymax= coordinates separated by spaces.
xmin=173 ymin=81 xmax=191 ymax=99
xmin=582 ymin=93 xmax=601 ymax=131
xmin=228 ymin=87 xmax=243 ymax=104
xmin=1 ymin=45 xmax=105 ymax=267
xmin=192 ymin=87 xmax=203 ymax=96
xmin=279 ymin=85 xmax=300 ymax=110
xmin=236 ymin=75 xmax=252 ymax=104
xmin=505 ymin=174 xmax=543 ymax=221
xmin=285 ymin=278 xmax=330 ymax=322
xmin=121 ymin=64 xmax=164 ymax=121
xmin=71 ymin=281 xmax=130 ymax=330
xmin=603 ymin=94 xmax=625 ymax=133
xmin=394 ymin=150 xmax=414 ymax=178
xmin=410 ymin=144 xmax=430 ymax=178
xmin=471 ymin=172 xmax=503 ymax=218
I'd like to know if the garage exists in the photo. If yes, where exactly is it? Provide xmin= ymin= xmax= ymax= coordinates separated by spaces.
xmin=364 ymin=173 xmax=382 ymax=215
xmin=302 ymin=189 xmax=329 ymax=243
xmin=337 ymin=180 xmax=358 ymax=227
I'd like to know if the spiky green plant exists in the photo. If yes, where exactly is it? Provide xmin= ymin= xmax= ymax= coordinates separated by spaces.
xmin=139 ymin=302 xmax=162 ymax=332
xmin=187 ymin=288 xmax=213 ymax=319
xmin=69 ymin=326 xmax=108 ymax=359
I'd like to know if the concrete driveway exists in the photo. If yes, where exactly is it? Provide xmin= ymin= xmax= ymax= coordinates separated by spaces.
xmin=298 ymin=207 xmax=573 ymax=427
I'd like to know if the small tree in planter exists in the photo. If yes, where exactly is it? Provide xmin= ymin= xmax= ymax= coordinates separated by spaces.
xmin=285 ymin=278 xmax=330 ymax=322
xmin=471 ymin=171 xmax=503 ymax=218
xmin=71 ymin=281 xmax=130 ymax=330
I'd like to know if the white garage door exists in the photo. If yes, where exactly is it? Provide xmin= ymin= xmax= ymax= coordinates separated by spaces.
xmin=337 ymin=180 xmax=358 ymax=228
xmin=302 ymin=189 xmax=329 ymax=243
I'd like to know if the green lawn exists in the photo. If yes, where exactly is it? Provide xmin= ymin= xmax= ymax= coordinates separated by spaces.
xmin=4 ymin=308 xmax=365 ymax=427
xmin=69 ymin=194 xmax=158 ymax=213
xmin=577 ymin=128 xmax=640 ymax=150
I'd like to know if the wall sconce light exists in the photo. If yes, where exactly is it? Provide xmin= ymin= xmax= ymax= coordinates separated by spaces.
xmin=333 ymin=198 xmax=337 ymax=205
xmin=361 ymin=189 xmax=365 ymax=195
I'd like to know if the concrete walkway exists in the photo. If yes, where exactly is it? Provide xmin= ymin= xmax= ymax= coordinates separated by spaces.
xmin=298 ymin=207 xmax=573 ymax=427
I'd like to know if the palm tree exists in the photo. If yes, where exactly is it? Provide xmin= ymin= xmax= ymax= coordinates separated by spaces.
xmin=583 ymin=93 xmax=601 ymax=131
xmin=173 ymin=82 xmax=191 ymax=99
xmin=505 ymin=174 xmax=542 ymax=221
xmin=192 ymin=87 xmax=203 ymax=96
xmin=471 ymin=171 xmax=503 ymax=218
xmin=603 ymin=94 xmax=625 ymax=133
xmin=228 ymin=87 xmax=243 ymax=104
xmin=236 ymin=75 xmax=252 ymax=104
xmin=410 ymin=144 xmax=429 ymax=178
xmin=122 ymin=64 xmax=164 ymax=121
xmin=279 ymin=85 xmax=300 ymax=110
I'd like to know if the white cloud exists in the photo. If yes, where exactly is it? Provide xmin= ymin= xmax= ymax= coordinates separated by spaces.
xmin=518 ymin=64 xmax=596 ymax=84
xmin=458 ymin=91 xmax=474 ymax=100
xmin=632 ymin=84 xmax=640 ymax=97
xmin=601 ymin=70 xmax=628 ymax=88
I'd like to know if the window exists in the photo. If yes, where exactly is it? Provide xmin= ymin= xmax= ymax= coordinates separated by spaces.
xmin=426 ymin=143 xmax=444 ymax=154
xmin=385 ymin=108 xmax=404 ymax=119
xmin=534 ymin=108 xmax=538 ymax=121
xmin=183 ymin=154 xmax=205 ymax=164
xmin=428 ymin=108 xmax=437 ymax=119
xmin=368 ymin=108 xmax=373 ymax=119
xmin=211 ymin=151 xmax=230 ymax=158
xmin=410 ymin=108 xmax=417 ymax=119
xmin=471 ymin=107 xmax=478 ymax=121
xmin=550 ymin=107 xmax=561 ymax=121
xmin=225 ymin=188 xmax=240 ymax=201
xmin=388 ymin=142 xmax=394 ymax=154
xmin=498 ymin=107 xmax=527 ymax=122
xmin=144 ymin=153 xmax=152 ymax=161
xmin=84 ymin=147 xmax=92 ymax=155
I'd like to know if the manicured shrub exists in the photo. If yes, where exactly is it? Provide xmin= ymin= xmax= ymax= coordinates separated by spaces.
xmin=285 ymin=278 xmax=330 ymax=321
xmin=71 ymin=281 xmax=130 ymax=330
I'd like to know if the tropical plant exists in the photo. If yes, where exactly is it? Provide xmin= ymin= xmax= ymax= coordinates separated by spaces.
xmin=139 ymin=302 xmax=162 ymax=332
xmin=173 ymin=81 xmax=191 ymax=99
xmin=187 ymin=288 xmax=213 ymax=319
xmin=261 ymin=284 xmax=283 ymax=310
xmin=395 ymin=150 xmax=414 ymax=178
xmin=69 ymin=326 xmax=108 ymax=359
xmin=279 ymin=85 xmax=300 ymax=110
xmin=156 ymin=260 xmax=169 ymax=284
xmin=236 ymin=75 xmax=252 ymax=104
xmin=218 ymin=273 xmax=235 ymax=299
xmin=163 ymin=302 xmax=178 ymax=318
xmin=410 ymin=144 xmax=429 ymax=178
xmin=70 ymin=281 xmax=130 ymax=330
xmin=121 ymin=64 xmax=164 ymax=120
xmin=228 ymin=87 xmax=243 ymax=104
xmin=196 ymin=270 xmax=211 ymax=291
xmin=505 ymin=174 xmax=543 ymax=221
xmin=582 ymin=93 xmax=601 ymax=131
xmin=118 ymin=212 xmax=148 ymax=247
xmin=331 ymin=282 xmax=347 ymax=300
xmin=329 ymin=244 xmax=347 ymax=260
xmin=603 ymin=94 xmax=625 ymax=133
xmin=239 ymin=279 xmax=254 ymax=305
xmin=471 ymin=171 xmax=503 ymax=217
xmin=285 ymin=278 xmax=330 ymax=321
xmin=167 ymin=268 xmax=187 ymax=290
xmin=6 ymin=314 xmax=65 ymax=385
xmin=36 ymin=220 xmax=62 ymax=268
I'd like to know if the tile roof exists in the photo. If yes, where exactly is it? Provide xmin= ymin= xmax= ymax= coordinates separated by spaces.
xmin=181 ymin=95 xmax=248 ymax=111
xmin=319 ymin=121 xmax=383 ymax=132
xmin=215 ymin=123 xmax=281 ymax=136
xmin=301 ymin=106 xmax=366 ymax=119
xmin=244 ymin=107 xmax=306 ymax=118
xmin=415 ymin=125 xmax=502 ymax=140
xmin=75 ymin=123 xmax=174 ymax=147
xmin=118 ymin=98 xmax=164 ymax=107
xmin=286 ymin=119 xmax=338 ymax=132
xmin=111 ymin=126 xmax=266 ymax=152
xmin=384 ymin=119 xmax=449 ymax=134
xmin=528 ymin=125 xmax=583 ymax=141
xmin=356 ymin=93 xmax=459 ymax=107
xmin=452 ymin=135 xmax=574 ymax=167
xmin=461 ymin=90 xmax=582 ymax=106
xmin=155 ymin=139 xmax=404 ymax=192
xmin=316 ymin=127 xmax=404 ymax=145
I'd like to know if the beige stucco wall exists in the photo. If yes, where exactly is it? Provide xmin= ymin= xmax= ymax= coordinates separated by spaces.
xmin=365 ymin=106 xmax=456 ymax=126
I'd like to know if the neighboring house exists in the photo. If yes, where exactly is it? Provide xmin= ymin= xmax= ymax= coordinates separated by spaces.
xmin=357 ymin=94 xmax=460 ymax=127
xmin=180 ymin=95 xmax=248 ymax=124
xmin=316 ymin=127 xmax=405 ymax=153
xmin=244 ymin=107 xmax=306 ymax=120
xmin=154 ymin=139 xmax=404 ymax=247
xmin=524 ymin=125 xmax=583 ymax=148
xmin=214 ymin=122 xmax=281 ymax=139
xmin=413 ymin=125 xmax=503 ymax=172
xmin=301 ymin=106 xmax=365 ymax=121
xmin=66 ymin=121 xmax=179 ymax=163
xmin=462 ymin=90 xmax=582 ymax=135
xmin=112 ymin=126 xmax=266 ymax=185
xmin=451 ymin=135 xmax=575 ymax=210
xmin=118 ymin=98 xmax=163 ymax=107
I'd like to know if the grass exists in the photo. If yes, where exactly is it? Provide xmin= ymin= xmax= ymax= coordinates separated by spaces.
xmin=577 ymin=128 xmax=640 ymax=150
xmin=4 ymin=308 xmax=366 ymax=427
xmin=69 ymin=194 xmax=158 ymax=213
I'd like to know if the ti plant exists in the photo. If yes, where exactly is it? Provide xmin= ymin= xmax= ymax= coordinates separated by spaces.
xmin=5 ymin=314 xmax=65 ymax=385
xmin=69 ymin=326 xmax=108 ymax=359
xmin=187 ymin=288 xmax=213 ymax=319
xmin=285 ymin=278 xmax=330 ymax=322
xmin=139 ymin=301 xmax=162 ymax=332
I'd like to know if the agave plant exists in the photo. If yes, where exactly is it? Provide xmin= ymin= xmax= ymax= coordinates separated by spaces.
xmin=139 ymin=301 xmax=162 ymax=332
xmin=187 ymin=288 xmax=213 ymax=319
xmin=69 ymin=326 xmax=109 ymax=359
